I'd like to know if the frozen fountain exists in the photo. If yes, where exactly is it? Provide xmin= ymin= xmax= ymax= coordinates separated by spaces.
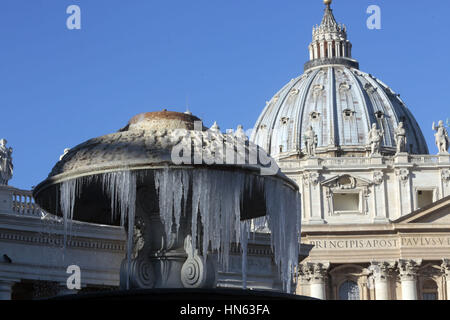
xmin=33 ymin=110 xmax=301 ymax=293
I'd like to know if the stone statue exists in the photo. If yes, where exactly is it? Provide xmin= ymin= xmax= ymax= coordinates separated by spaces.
xmin=59 ymin=148 xmax=71 ymax=161
xmin=304 ymin=125 xmax=318 ymax=157
xmin=235 ymin=125 xmax=248 ymax=141
xmin=394 ymin=122 xmax=407 ymax=154
xmin=0 ymin=139 xmax=13 ymax=185
xmin=432 ymin=120 xmax=449 ymax=154
xmin=368 ymin=123 xmax=384 ymax=156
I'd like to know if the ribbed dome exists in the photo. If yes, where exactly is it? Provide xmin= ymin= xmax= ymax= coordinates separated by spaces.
xmin=250 ymin=3 xmax=428 ymax=158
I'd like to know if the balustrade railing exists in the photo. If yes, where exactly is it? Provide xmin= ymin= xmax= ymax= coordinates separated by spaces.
xmin=278 ymin=155 xmax=446 ymax=170
xmin=320 ymin=157 xmax=373 ymax=166
xmin=11 ymin=189 xmax=42 ymax=217
xmin=409 ymin=155 xmax=440 ymax=164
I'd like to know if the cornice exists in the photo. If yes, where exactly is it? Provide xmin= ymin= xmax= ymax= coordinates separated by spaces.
xmin=0 ymin=229 xmax=126 ymax=252
xmin=0 ymin=214 xmax=126 ymax=252
xmin=301 ymin=222 xmax=450 ymax=236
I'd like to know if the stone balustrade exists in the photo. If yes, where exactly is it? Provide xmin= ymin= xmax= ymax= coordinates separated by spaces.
xmin=409 ymin=155 xmax=440 ymax=164
xmin=0 ymin=186 xmax=43 ymax=217
xmin=278 ymin=154 xmax=449 ymax=171
xmin=11 ymin=190 xmax=42 ymax=216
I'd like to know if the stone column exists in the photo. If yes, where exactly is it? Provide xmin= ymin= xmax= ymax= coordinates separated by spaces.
xmin=297 ymin=264 xmax=310 ymax=297
xmin=308 ymin=262 xmax=330 ymax=300
xmin=398 ymin=259 xmax=421 ymax=300
xmin=442 ymin=259 xmax=450 ymax=300
xmin=0 ymin=280 xmax=15 ymax=300
xmin=369 ymin=261 xmax=394 ymax=300
xmin=335 ymin=42 xmax=341 ymax=57
xmin=313 ymin=43 xmax=319 ymax=60
xmin=320 ymin=41 xmax=325 ymax=58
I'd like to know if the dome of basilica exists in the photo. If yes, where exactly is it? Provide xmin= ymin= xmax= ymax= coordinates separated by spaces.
xmin=251 ymin=1 xmax=429 ymax=158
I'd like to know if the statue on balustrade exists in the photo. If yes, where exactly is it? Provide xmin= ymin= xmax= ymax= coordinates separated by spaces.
xmin=394 ymin=122 xmax=407 ymax=154
xmin=432 ymin=120 xmax=449 ymax=154
xmin=304 ymin=125 xmax=318 ymax=157
xmin=368 ymin=123 xmax=384 ymax=156
xmin=0 ymin=139 xmax=13 ymax=185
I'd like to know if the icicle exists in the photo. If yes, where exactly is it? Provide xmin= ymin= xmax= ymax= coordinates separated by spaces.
xmin=240 ymin=220 xmax=249 ymax=290
xmin=151 ymin=167 xmax=301 ymax=293
xmin=60 ymin=179 xmax=77 ymax=253
xmin=100 ymin=170 xmax=137 ymax=289
xmin=57 ymin=166 xmax=301 ymax=294
xmin=263 ymin=177 xmax=301 ymax=293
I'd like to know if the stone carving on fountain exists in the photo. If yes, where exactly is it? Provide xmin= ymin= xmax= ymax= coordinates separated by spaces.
xmin=0 ymin=139 xmax=13 ymax=186
xmin=180 ymin=235 xmax=217 ymax=289
xmin=433 ymin=120 xmax=450 ymax=154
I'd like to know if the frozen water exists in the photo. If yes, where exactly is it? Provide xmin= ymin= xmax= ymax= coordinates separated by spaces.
xmin=60 ymin=171 xmax=137 ymax=289
xmin=263 ymin=178 xmax=301 ymax=293
xmin=240 ymin=221 xmax=249 ymax=290
xmin=152 ymin=168 xmax=301 ymax=292
xmin=60 ymin=179 xmax=77 ymax=252
xmin=59 ymin=168 xmax=301 ymax=293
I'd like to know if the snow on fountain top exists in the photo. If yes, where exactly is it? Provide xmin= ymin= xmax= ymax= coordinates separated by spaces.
xmin=35 ymin=110 xmax=293 ymax=189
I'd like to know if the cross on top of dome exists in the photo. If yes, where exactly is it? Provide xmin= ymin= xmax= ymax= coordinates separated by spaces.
xmin=313 ymin=0 xmax=347 ymax=43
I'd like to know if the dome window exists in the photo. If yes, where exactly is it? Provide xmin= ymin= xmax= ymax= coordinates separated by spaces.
xmin=310 ymin=112 xmax=321 ymax=121
xmin=364 ymin=83 xmax=376 ymax=94
xmin=290 ymin=88 xmax=300 ymax=96
xmin=281 ymin=117 xmax=290 ymax=125
xmin=339 ymin=82 xmax=351 ymax=92
xmin=343 ymin=109 xmax=355 ymax=120
xmin=375 ymin=111 xmax=384 ymax=120
xmin=313 ymin=84 xmax=324 ymax=97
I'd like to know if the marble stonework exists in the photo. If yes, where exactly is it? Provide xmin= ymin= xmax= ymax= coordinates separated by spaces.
xmin=297 ymin=196 xmax=450 ymax=300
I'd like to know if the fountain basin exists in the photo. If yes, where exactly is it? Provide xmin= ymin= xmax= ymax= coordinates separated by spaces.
xmin=33 ymin=111 xmax=302 ymax=292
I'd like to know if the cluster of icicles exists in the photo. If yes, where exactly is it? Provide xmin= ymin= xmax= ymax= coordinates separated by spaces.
xmin=59 ymin=168 xmax=301 ymax=293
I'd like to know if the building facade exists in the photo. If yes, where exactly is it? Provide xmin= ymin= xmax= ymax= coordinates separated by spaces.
xmin=250 ymin=0 xmax=450 ymax=300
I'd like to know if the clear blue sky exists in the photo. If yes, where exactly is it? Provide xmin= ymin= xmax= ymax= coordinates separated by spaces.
xmin=1 ymin=0 xmax=449 ymax=189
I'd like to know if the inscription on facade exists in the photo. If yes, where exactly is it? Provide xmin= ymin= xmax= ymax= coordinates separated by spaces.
xmin=307 ymin=236 xmax=450 ymax=250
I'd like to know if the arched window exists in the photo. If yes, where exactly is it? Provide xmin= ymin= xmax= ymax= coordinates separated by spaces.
xmin=339 ymin=280 xmax=360 ymax=300
xmin=422 ymin=280 xmax=438 ymax=300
